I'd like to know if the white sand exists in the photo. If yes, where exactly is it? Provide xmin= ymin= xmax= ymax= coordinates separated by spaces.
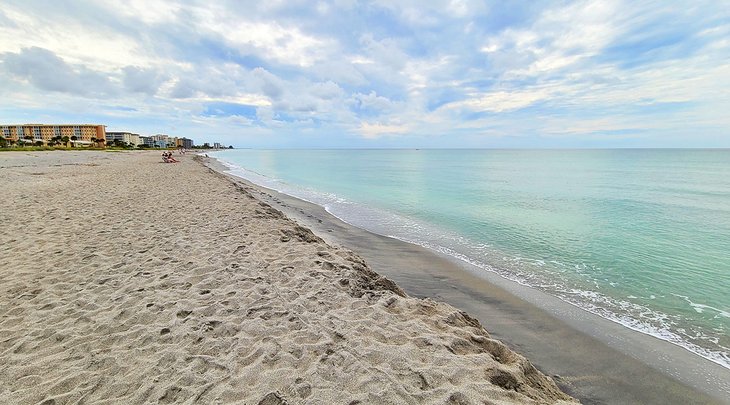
xmin=0 ymin=151 xmax=575 ymax=404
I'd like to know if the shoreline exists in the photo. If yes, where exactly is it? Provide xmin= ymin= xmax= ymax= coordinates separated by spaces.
xmin=212 ymin=152 xmax=730 ymax=372
xmin=204 ymin=155 xmax=730 ymax=404
xmin=1 ymin=150 xmax=575 ymax=404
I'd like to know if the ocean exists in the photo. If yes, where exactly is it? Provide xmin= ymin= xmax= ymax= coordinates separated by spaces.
xmin=212 ymin=149 xmax=730 ymax=369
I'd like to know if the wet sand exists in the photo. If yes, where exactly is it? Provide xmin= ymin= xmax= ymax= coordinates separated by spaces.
xmin=204 ymin=156 xmax=730 ymax=405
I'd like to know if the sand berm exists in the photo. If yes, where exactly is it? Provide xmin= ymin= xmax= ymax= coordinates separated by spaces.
xmin=0 ymin=151 xmax=576 ymax=404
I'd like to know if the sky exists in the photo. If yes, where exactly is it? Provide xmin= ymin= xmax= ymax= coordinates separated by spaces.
xmin=1 ymin=1 xmax=729 ymax=148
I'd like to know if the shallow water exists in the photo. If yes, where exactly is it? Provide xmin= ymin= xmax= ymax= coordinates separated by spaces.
xmin=213 ymin=149 xmax=730 ymax=369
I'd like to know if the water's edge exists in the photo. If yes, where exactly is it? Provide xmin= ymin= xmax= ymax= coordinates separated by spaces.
xmin=214 ymin=154 xmax=730 ymax=371
xmin=207 ymin=154 xmax=730 ymax=402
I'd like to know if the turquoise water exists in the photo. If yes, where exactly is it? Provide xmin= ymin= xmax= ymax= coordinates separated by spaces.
xmin=213 ymin=149 xmax=730 ymax=368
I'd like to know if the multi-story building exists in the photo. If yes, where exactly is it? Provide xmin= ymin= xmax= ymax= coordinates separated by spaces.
xmin=176 ymin=137 xmax=194 ymax=149
xmin=1 ymin=124 xmax=106 ymax=146
xmin=150 ymin=134 xmax=192 ymax=149
xmin=213 ymin=142 xmax=223 ymax=149
xmin=150 ymin=134 xmax=170 ymax=148
xmin=1 ymin=125 xmax=22 ymax=142
xmin=140 ymin=136 xmax=154 ymax=147
xmin=106 ymin=131 xmax=141 ymax=147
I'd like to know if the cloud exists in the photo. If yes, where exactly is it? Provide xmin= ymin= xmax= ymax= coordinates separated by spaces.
xmin=446 ymin=88 xmax=552 ymax=113
xmin=251 ymin=67 xmax=284 ymax=100
xmin=358 ymin=34 xmax=409 ymax=70
xmin=169 ymin=78 xmax=196 ymax=99
xmin=309 ymin=81 xmax=345 ymax=100
xmin=0 ymin=3 xmax=157 ymax=70
xmin=0 ymin=1 xmax=728 ymax=147
xmin=357 ymin=121 xmax=411 ymax=139
xmin=0 ymin=10 xmax=17 ymax=28
xmin=350 ymin=91 xmax=395 ymax=113
xmin=100 ymin=0 xmax=182 ymax=25
xmin=193 ymin=5 xmax=333 ymax=68
xmin=308 ymin=60 xmax=368 ymax=86
xmin=1 ymin=47 xmax=115 ymax=96
xmin=122 ymin=66 xmax=167 ymax=95
xmin=201 ymin=102 xmax=258 ymax=118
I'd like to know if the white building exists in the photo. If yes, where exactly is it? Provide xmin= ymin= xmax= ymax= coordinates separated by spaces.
xmin=106 ymin=132 xmax=141 ymax=147
xmin=151 ymin=134 xmax=183 ymax=148
xmin=140 ymin=136 xmax=154 ymax=147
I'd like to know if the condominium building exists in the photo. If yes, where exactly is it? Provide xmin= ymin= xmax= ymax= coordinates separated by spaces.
xmin=106 ymin=131 xmax=141 ymax=147
xmin=176 ymin=137 xmax=194 ymax=149
xmin=1 ymin=124 xmax=106 ymax=145
xmin=150 ymin=134 xmax=171 ymax=148
xmin=140 ymin=136 xmax=154 ymax=147
xmin=149 ymin=134 xmax=193 ymax=149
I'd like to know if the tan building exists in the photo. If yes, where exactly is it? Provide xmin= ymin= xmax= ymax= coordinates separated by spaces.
xmin=1 ymin=124 xmax=106 ymax=146
xmin=150 ymin=134 xmax=179 ymax=148
xmin=176 ymin=137 xmax=193 ymax=149
xmin=106 ymin=131 xmax=141 ymax=147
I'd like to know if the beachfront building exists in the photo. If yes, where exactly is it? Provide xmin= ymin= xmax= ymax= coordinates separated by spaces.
xmin=150 ymin=134 xmax=194 ymax=149
xmin=177 ymin=137 xmax=193 ymax=149
xmin=150 ymin=134 xmax=173 ymax=148
xmin=106 ymin=131 xmax=141 ymax=147
xmin=140 ymin=136 xmax=154 ymax=147
xmin=1 ymin=124 xmax=106 ymax=146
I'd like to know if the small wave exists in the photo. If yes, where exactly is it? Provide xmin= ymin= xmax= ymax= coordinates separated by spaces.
xmin=673 ymin=293 xmax=730 ymax=319
xmin=387 ymin=234 xmax=730 ymax=369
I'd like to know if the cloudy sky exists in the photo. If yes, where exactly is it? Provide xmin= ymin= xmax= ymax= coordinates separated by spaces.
xmin=1 ymin=1 xmax=729 ymax=147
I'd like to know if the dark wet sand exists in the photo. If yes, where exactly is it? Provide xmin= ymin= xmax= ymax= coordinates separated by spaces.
xmin=205 ymin=157 xmax=730 ymax=405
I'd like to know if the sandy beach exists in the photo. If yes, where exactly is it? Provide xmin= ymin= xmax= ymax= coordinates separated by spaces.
xmin=1 ymin=151 xmax=576 ymax=404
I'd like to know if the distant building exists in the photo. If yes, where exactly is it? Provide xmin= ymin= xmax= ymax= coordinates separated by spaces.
xmin=106 ymin=131 xmax=141 ymax=147
xmin=213 ymin=142 xmax=222 ymax=149
xmin=1 ymin=125 xmax=198 ymax=150
xmin=177 ymin=137 xmax=193 ymax=149
xmin=140 ymin=136 xmax=154 ymax=147
xmin=1 ymin=124 xmax=106 ymax=146
xmin=149 ymin=134 xmax=193 ymax=149
xmin=151 ymin=134 xmax=172 ymax=148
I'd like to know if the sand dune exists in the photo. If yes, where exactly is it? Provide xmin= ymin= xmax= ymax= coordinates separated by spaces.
xmin=0 ymin=151 xmax=575 ymax=404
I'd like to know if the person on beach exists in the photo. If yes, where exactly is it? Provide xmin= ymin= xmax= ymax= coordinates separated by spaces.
xmin=162 ymin=151 xmax=179 ymax=163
